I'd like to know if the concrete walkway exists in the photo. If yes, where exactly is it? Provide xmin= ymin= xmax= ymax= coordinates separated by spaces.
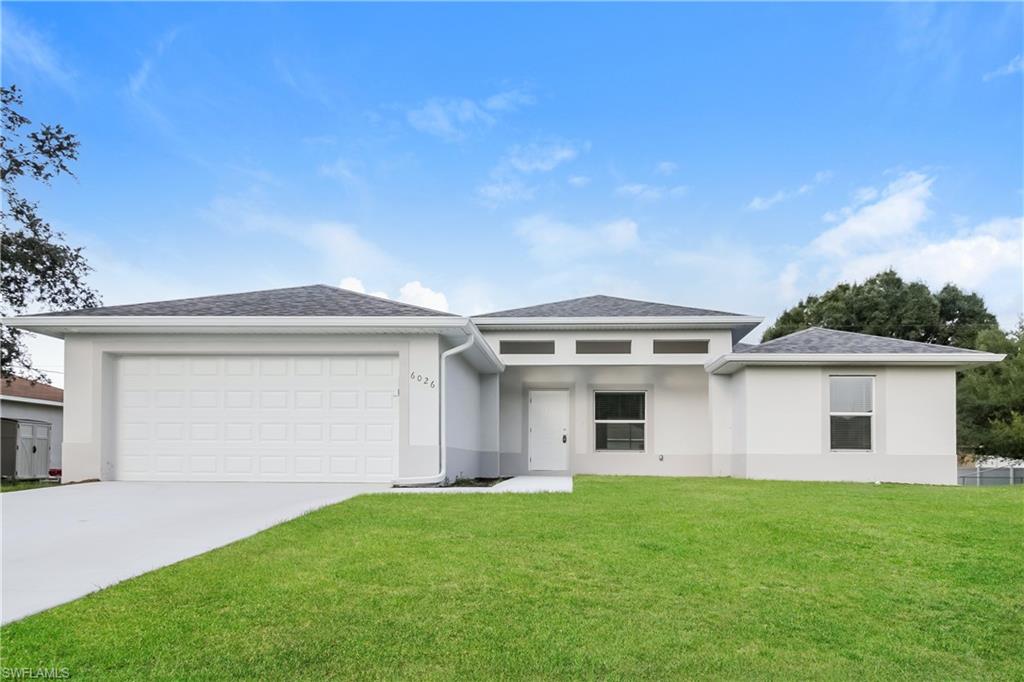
xmin=389 ymin=475 xmax=573 ymax=494
xmin=1 ymin=481 xmax=387 ymax=624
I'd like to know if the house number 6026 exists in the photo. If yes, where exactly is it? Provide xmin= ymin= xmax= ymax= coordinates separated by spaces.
xmin=410 ymin=371 xmax=436 ymax=388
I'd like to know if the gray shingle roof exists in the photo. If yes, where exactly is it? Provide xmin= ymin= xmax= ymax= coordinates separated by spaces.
xmin=28 ymin=285 xmax=455 ymax=317
xmin=475 ymin=295 xmax=747 ymax=318
xmin=741 ymin=327 xmax=983 ymax=354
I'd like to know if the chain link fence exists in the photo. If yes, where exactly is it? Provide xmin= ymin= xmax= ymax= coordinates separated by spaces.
xmin=957 ymin=466 xmax=1024 ymax=486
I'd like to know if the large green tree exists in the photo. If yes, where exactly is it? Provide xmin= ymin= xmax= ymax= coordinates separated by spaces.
xmin=957 ymin=323 xmax=1024 ymax=459
xmin=763 ymin=270 xmax=998 ymax=349
xmin=1 ymin=85 xmax=99 ymax=381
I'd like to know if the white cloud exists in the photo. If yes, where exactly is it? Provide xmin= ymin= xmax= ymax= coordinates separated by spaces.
xmin=447 ymin=279 xmax=497 ymax=316
xmin=615 ymin=183 xmax=689 ymax=201
xmin=825 ymin=186 xmax=882 ymax=222
xmin=273 ymin=56 xmax=335 ymax=107
xmin=777 ymin=263 xmax=801 ymax=301
xmin=747 ymin=170 xmax=833 ymax=211
xmin=661 ymin=240 xmax=780 ymax=317
xmin=602 ymin=218 xmax=640 ymax=249
xmin=504 ymin=142 xmax=578 ymax=173
xmin=477 ymin=141 xmax=582 ymax=205
xmin=516 ymin=215 xmax=639 ymax=263
xmin=655 ymin=161 xmax=678 ymax=176
xmin=483 ymin=89 xmax=535 ymax=112
xmin=812 ymin=171 xmax=932 ymax=256
xmin=202 ymin=195 xmax=397 ymax=278
xmin=778 ymin=170 xmax=1022 ymax=328
xmin=852 ymin=186 xmax=879 ymax=205
xmin=568 ymin=175 xmax=591 ymax=188
xmin=407 ymin=89 xmax=535 ymax=141
xmin=304 ymin=222 xmax=396 ymax=275
xmin=398 ymin=281 xmax=449 ymax=312
xmin=477 ymin=179 xmax=534 ymax=206
xmin=128 ymin=28 xmax=179 ymax=97
xmin=983 ymin=54 xmax=1024 ymax=81
xmin=338 ymin=276 xmax=391 ymax=300
xmin=835 ymin=217 xmax=1022 ymax=288
xmin=407 ymin=98 xmax=493 ymax=141
xmin=338 ymin=276 xmax=366 ymax=293
xmin=2 ymin=12 xmax=74 ymax=91
xmin=318 ymin=157 xmax=367 ymax=195
xmin=747 ymin=190 xmax=787 ymax=211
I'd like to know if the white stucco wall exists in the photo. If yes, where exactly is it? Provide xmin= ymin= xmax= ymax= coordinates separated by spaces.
xmin=734 ymin=365 xmax=957 ymax=484
xmin=0 ymin=400 xmax=63 ymax=470
xmin=444 ymin=350 xmax=482 ymax=482
xmin=499 ymin=364 xmax=712 ymax=476
xmin=61 ymin=333 xmax=441 ymax=482
xmin=444 ymin=350 xmax=502 ymax=481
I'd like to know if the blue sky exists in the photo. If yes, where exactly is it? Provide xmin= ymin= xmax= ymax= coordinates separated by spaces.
xmin=3 ymin=2 xmax=1022 ymax=380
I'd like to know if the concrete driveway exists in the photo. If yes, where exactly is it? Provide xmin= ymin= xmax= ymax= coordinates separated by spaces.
xmin=1 ymin=481 xmax=387 ymax=624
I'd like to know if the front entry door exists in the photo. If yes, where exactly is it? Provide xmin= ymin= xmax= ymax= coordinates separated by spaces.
xmin=528 ymin=390 xmax=570 ymax=471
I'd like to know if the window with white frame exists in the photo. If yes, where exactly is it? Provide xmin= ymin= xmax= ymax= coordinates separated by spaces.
xmin=594 ymin=391 xmax=645 ymax=451
xmin=829 ymin=376 xmax=873 ymax=451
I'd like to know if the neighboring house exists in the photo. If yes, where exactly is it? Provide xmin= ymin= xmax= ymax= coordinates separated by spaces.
xmin=1 ymin=376 xmax=63 ymax=479
xmin=4 ymin=285 xmax=1004 ymax=486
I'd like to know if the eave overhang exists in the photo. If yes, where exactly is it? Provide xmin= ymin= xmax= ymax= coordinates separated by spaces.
xmin=705 ymin=352 xmax=1007 ymax=375
xmin=2 ymin=315 xmax=505 ymax=373
xmin=471 ymin=315 xmax=762 ymax=343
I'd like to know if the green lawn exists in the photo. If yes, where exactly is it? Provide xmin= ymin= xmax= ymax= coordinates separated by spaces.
xmin=2 ymin=477 xmax=1021 ymax=680
xmin=0 ymin=479 xmax=58 ymax=493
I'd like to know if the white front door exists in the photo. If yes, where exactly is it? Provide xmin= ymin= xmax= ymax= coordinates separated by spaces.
xmin=528 ymin=389 xmax=570 ymax=471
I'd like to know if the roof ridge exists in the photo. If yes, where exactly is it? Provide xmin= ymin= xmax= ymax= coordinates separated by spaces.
xmin=810 ymin=325 xmax=985 ymax=352
xmin=753 ymin=325 xmax=819 ymax=347
xmin=753 ymin=325 xmax=985 ymax=354
xmin=475 ymin=293 xmax=748 ymax=318
xmin=25 ymin=283 xmax=458 ymax=318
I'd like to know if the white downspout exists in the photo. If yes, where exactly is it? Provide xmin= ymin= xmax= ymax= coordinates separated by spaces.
xmin=393 ymin=333 xmax=475 ymax=487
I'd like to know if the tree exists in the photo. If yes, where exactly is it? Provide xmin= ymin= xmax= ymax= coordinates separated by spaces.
xmin=957 ymin=322 xmax=1024 ymax=459
xmin=935 ymin=284 xmax=999 ymax=348
xmin=1 ymin=85 xmax=99 ymax=381
xmin=763 ymin=270 xmax=997 ymax=349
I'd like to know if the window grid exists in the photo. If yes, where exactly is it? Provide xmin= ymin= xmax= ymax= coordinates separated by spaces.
xmin=829 ymin=376 xmax=874 ymax=452
xmin=594 ymin=391 xmax=646 ymax=452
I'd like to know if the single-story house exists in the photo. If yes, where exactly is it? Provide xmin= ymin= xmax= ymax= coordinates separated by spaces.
xmin=4 ymin=285 xmax=1004 ymax=486
xmin=1 ymin=376 xmax=64 ymax=479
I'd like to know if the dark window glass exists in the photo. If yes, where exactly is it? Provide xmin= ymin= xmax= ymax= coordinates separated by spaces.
xmin=594 ymin=392 xmax=645 ymax=420
xmin=499 ymin=340 xmax=555 ymax=354
xmin=596 ymin=423 xmax=645 ymax=450
xmin=830 ymin=416 xmax=872 ymax=450
xmin=653 ymin=339 xmax=709 ymax=354
xmin=576 ymin=340 xmax=631 ymax=354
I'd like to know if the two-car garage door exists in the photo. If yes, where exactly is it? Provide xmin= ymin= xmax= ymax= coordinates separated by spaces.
xmin=114 ymin=354 xmax=399 ymax=482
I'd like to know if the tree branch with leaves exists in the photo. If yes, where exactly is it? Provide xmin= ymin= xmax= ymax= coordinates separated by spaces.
xmin=1 ymin=85 xmax=99 ymax=381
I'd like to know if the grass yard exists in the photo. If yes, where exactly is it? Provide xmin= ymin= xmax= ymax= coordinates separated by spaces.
xmin=0 ymin=479 xmax=58 ymax=493
xmin=1 ymin=477 xmax=1021 ymax=680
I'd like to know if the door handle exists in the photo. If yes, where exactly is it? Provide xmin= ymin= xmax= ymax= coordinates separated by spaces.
xmin=561 ymin=435 xmax=567 ymax=444
xmin=32 ymin=445 xmax=37 ymax=453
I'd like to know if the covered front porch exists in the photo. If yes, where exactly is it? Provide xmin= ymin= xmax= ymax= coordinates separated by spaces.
xmin=496 ymin=364 xmax=714 ymax=477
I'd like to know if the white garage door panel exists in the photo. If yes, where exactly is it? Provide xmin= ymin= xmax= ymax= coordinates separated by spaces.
xmin=114 ymin=355 xmax=399 ymax=482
